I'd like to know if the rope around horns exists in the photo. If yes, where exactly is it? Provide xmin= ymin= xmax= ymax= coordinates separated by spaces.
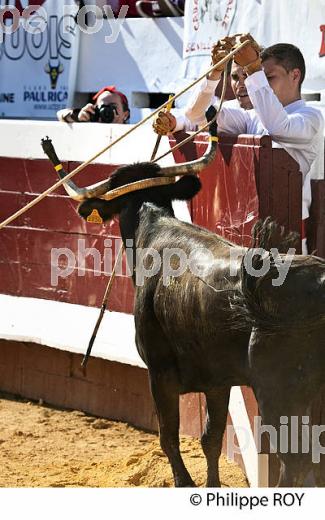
xmin=0 ymin=39 xmax=250 ymax=231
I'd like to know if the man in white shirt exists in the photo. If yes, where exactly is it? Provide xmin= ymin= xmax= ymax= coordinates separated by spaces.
xmin=153 ymin=36 xmax=324 ymax=253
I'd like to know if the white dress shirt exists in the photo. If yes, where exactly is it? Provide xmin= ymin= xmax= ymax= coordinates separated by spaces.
xmin=174 ymin=71 xmax=324 ymax=220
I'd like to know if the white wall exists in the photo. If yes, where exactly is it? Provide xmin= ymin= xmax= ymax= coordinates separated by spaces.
xmin=0 ymin=120 xmax=174 ymax=166
xmin=76 ymin=17 xmax=185 ymax=114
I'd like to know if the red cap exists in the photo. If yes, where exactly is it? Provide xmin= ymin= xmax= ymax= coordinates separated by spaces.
xmin=92 ymin=86 xmax=129 ymax=109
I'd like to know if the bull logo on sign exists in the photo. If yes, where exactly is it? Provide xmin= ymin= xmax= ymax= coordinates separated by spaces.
xmin=44 ymin=61 xmax=64 ymax=90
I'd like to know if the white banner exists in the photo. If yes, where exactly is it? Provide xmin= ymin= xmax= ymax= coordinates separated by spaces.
xmin=182 ymin=0 xmax=237 ymax=79
xmin=182 ymin=0 xmax=325 ymax=91
xmin=0 ymin=0 xmax=79 ymax=118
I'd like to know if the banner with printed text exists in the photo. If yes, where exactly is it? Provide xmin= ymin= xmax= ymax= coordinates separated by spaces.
xmin=183 ymin=0 xmax=325 ymax=90
xmin=182 ymin=0 xmax=237 ymax=79
xmin=0 ymin=0 xmax=79 ymax=118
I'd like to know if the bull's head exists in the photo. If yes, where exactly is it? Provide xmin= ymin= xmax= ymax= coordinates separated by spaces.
xmin=41 ymin=107 xmax=218 ymax=222
xmin=44 ymin=61 xmax=64 ymax=89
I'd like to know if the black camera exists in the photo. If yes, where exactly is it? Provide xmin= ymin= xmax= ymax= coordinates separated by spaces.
xmin=89 ymin=103 xmax=118 ymax=123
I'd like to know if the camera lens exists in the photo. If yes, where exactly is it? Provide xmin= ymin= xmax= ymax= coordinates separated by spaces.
xmin=98 ymin=103 xmax=117 ymax=123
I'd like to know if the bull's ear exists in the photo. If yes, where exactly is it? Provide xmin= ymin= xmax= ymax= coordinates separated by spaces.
xmin=78 ymin=198 xmax=122 ymax=223
xmin=167 ymin=175 xmax=201 ymax=201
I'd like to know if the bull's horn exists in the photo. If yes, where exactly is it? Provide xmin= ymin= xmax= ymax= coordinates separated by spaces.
xmin=41 ymin=137 xmax=111 ymax=201
xmin=160 ymin=106 xmax=218 ymax=177
xmin=99 ymin=176 xmax=176 ymax=201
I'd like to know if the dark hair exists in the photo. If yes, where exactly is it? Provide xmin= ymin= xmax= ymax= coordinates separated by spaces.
xmin=122 ymin=101 xmax=130 ymax=123
xmin=261 ymin=43 xmax=305 ymax=89
xmin=92 ymin=86 xmax=130 ymax=123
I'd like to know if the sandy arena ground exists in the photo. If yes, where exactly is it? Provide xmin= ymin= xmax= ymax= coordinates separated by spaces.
xmin=0 ymin=394 xmax=248 ymax=487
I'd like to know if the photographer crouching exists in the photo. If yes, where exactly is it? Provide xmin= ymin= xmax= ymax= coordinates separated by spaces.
xmin=57 ymin=86 xmax=130 ymax=124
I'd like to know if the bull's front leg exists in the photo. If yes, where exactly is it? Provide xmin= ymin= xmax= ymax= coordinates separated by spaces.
xmin=201 ymin=387 xmax=231 ymax=487
xmin=150 ymin=372 xmax=195 ymax=487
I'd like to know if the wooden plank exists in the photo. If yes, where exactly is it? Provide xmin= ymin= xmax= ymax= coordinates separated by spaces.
xmin=0 ymin=158 xmax=117 ymax=195
xmin=271 ymin=150 xmax=290 ymax=230
xmin=180 ymin=393 xmax=205 ymax=437
xmin=0 ymin=158 xmax=69 ymax=195
xmin=67 ymin=162 xmax=118 ymax=187
xmin=288 ymin=170 xmax=302 ymax=253
xmin=190 ymin=139 xmax=259 ymax=247
xmin=0 ymin=191 xmax=121 ymax=237
xmin=0 ymin=223 xmax=133 ymax=312
xmin=309 ymin=180 xmax=325 ymax=258
xmin=21 ymin=342 xmax=72 ymax=377
xmin=0 ymin=227 xmax=126 ymax=271
xmin=0 ymin=339 xmax=223 ymax=436
xmin=0 ymin=340 xmax=158 ymax=431
xmin=254 ymin=136 xmax=273 ymax=219
xmin=0 ymin=261 xmax=134 ymax=313
xmin=171 ymin=132 xmax=199 ymax=162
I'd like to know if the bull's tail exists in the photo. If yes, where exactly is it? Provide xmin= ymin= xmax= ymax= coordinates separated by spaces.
xmin=232 ymin=247 xmax=325 ymax=334
xmin=251 ymin=217 xmax=299 ymax=253
xmin=230 ymin=218 xmax=297 ymax=332
xmin=231 ymin=249 xmax=281 ymax=333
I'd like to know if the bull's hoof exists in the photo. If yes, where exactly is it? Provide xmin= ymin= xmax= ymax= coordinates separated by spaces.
xmin=206 ymin=479 xmax=221 ymax=487
xmin=175 ymin=478 xmax=196 ymax=487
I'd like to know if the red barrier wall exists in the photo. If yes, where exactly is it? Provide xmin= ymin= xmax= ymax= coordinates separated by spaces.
xmin=0 ymin=134 xmax=304 ymax=308
xmin=0 ymin=133 xmax=310 ymax=485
